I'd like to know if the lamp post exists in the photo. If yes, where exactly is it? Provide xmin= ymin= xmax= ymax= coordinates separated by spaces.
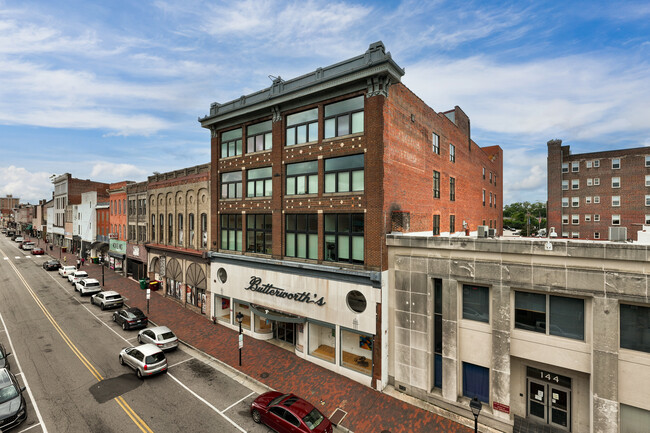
xmin=236 ymin=312 xmax=243 ymax=366
xmin=469 ymin=396 xmax=482 ymax=433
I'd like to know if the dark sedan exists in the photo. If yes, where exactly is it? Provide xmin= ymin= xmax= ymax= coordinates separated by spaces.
xmin=251 ymin=392 xmax=333 ymax=433
xmin=0 ymin=368 xmax=27 ymax=431
xmin=112 ymin=308 xmax=148 ymax=330
xmin=42 ymin=260 xmax=61 ymax=271
xmin=0 ymin=344 xmax=10 ymax=370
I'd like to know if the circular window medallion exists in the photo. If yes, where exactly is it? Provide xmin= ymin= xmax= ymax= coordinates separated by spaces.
xmin=189 ymin=196 xmax=194 ymax=204
xmin=217 ymin=268 xmax=227 ymax=283
xmin=347 ymin=290 xmax=367 ymax=313
xmin=201 ymin=194 xmax=207 ymax=203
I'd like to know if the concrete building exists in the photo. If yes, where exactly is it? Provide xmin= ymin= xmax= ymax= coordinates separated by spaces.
xmin=198 ymin=41 xmax=502 ymax=389
xmin=387 ymin=234 xmax=650 ymax=432
xmin=126 ymin=181 xmax=148 ymax=280
xmin=548 ymin=139 xmax=650 ymax=241
xmin=146 ymin=163 xmax=211 ymax=315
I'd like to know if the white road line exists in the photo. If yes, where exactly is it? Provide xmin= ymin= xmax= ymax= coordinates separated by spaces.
xmin=126 ymin=336 xmax=139 ymax=341
xmin=15 ymin=256 xmax=20 ymax=259
xmin=17 ymin=423 xmax=42 ymax=433
xmin=0 ymin=313 xmax=49 ymax=433
xmin=3 ymin=257 xmax=7 ymax=260
xmin=15 ymin=372 xmax=24 ymax=377
xmin=167 ymin=373 xmax=247 ymax=433
xmin=168 ymin=357 xmax=193 ymax=369
xmin=223 ymin=391 xmax=255 ymax=413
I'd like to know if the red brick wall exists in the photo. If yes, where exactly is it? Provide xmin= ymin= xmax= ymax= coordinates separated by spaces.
xmin=97 ymin=208 xmax=109 ymax=238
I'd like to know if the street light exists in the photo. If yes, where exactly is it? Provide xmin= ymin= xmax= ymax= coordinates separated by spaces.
xmin=469 ymin=397 xmax=482 ymax=433
xmin=236 ymin=312 xmax=244 ymax=366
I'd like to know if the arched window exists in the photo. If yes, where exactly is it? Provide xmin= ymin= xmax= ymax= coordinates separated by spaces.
xmin=151 ymin=214 xmax=156 ymax=241
xmin=168 ymin=213 xmax=173 ymax=244
xmin=188 ymin=213 xmax=195 ymax=247
xmin=159 ymin=214 xmax=164 ymax=243
xmin=165 ymin=258 xmax=182 ymax=300
xmin=178 ymin=213 xmax=184 ymax=246
xmin=186 ymin=263 xmax=207 ymax=313
xmin=201 ymin=213 xmax=208 ymax=248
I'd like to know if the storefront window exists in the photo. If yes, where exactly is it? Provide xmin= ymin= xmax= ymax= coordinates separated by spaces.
xmin=340 ymin=328 xmax=372 ymax=376
xmin=234 ymin=302 xmax=251 ymax=330
xmin=255 ymin=315 xmax=273 ymax=334
xmin=214 ymin=296 xmax=230 ymax=322
xmin=308 ymin=321 xmax=335 ymax=363
xmin=166 ymin=277 xmax=182 ymax=300
xmin=186 ymin=263 xmax=206 ymax=313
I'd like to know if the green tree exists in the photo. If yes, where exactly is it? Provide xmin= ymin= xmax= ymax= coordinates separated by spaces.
xmin=503 ymin=201 xmax=547 ymax=236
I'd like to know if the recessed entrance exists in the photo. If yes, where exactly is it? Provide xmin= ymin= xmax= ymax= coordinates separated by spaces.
xmin=527 ymin=368 xmax=571 ymax=431
xmin=274 ymin=321 xmax=296 ymax=345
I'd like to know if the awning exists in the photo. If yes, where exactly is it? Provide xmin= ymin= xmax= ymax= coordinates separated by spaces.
xmin=249 ymin=304 xmax=306 ymax=324
xmin=108 ymin=251 xmax=125 ymax=259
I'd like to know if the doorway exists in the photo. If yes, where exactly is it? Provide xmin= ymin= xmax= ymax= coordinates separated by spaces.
xmin=274 ymin=322 xmax=296 ymax=345
xmin=527 ymin=378 xmax=571 ymax=430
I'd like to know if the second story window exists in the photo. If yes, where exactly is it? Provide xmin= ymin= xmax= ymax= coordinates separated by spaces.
xmin=562 ymin=163 xmax=568 ymax=173
xmin=571 ymin=161 xmax=579 ymax=172
xmin=286 ymin=108 xmax=318 ymax=146
xmin=449 ymin=177 xmax=455 ymax=201
xmin=151 ymin=214 xmax=155 ymax=241
xmin=612 ymin=177 xmax=620 ymax=188
xmin=220 ymin=214 xmax=242 ymax=251
xmin=200 ymin=213 xmax=208 ymax=248
xmin=246 ymin=167 xmax=272 ymax=197
xmin=246 ymin=214 xmax=272 ymax=254
xmin=324 ymin=214 xmax=364 ymax=264
xmin=433 ymin=215 xmax=440 ymax=235
xmin=449 ymin=143 xmax=456 ymax=163
xmin=221 ymin=171 xmax=242 ymax=199
xmin=247 ymin=120 xmax=272 ymax=153
xmin=612 ymin=158 xmax=620 ymax=169
xmin=221 ymin=128 xmax=243 ymax=158
xmin=178 ymin=213 xmax=184 ymax=245
xmin=168 ymin=213 xmax=173 ymax=244
xmin=188 ymin=213 xmax=195 ymax=246
xmin=324 ymin=154 xmax=364 ymax=193
xmin=287 ymin=161 xmax=318 ymax=195
xmin=433 ymin=133 xmax=440 ymax=154
xmin=433 ymin=171 xmax=440 ymax=198
xmin=324 ymin=96 xmax=364 ymax=139
xmin=286 ymin=214 xmax=318 ymax=260
xmin=159 ymin=214 xmax=164 ymax=243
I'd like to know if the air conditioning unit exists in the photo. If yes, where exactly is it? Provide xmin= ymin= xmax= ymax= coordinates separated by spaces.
xmin=477 ymin=226 xmax=489 ymax=238
xmin=609 ymin=227 xmax=627 ymax=242
xmin=488 ymin=228 xmax=496 ymax=237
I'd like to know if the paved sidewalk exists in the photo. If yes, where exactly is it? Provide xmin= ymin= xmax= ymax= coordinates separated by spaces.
xmin=48 ymin=244 xmax=472 ymax=433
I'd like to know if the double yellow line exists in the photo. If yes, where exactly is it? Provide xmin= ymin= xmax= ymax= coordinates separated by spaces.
xmin=2 ymin=250 xmax=153 ymax=433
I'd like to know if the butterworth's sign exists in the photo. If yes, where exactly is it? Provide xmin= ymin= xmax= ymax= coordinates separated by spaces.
xmin=244 ymin=276 xmax=326 ymax=306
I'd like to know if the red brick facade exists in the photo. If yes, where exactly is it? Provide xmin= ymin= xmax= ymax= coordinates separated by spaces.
xmin=547 ymin=140 xmax=650 ymax=240
xmin=108 ymin=181 xmax=132 ymax=241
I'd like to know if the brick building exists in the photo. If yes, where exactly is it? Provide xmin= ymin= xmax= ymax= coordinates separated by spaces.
xmin=548 ymin=140 xmax=650 ymax=241
xmin=126 ymin=181 xmax=149 ymax=280
xmin=198 ymin=41 xmax=502 ymax=389
xmin=107 ymin=181 xmax=133 ymax=272
xmin=0 ymin=194 xmax=19 ymax=219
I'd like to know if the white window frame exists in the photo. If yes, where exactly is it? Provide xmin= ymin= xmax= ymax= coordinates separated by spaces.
xmin=646 ymin=195 xmax=650 ymax=206
xmin=572 ymin=215 xmax=579 ymax=225
xmin=594 ymin=178 xmax=600 ymax=186
xmin=594 ymin=196 xmax=600 ymax=204
xmin=594 ymin=160 xmax=600 ymax=168
xmin=612 ymin=215 xmax=621 ymax=225
xmin=646 ymin=215 xmax=650 ymax=224
xmin=612 ymin=158 xmax=620 ymax=169
xmin=562 ymin=180 xmax=569 ymax=191
xmin=571 ymin=161 xmax=579 ymax=172
xmin=586 ymin=196 xmax=592 ymax=204
xmin=612 ymin=196 xmax=620 ymax=207
xmin=612 ymin=177 xmax=620 ymax=188
xmin=571 ymin=197 xmax=580 ymax=207
xmin=572 ymin=232 xmax=579 ymax=239
xmin=433 ymin=133 xmax=440 ymax=154
xmin=594 ymin=214 xmax=600 ymax=222
xmin=646 ymin=175 xmax=650 ymax=187
xmin=586 ymin=161 xmax=592 ymax=168
xmin=594 ymin=232 xmax=600 ymax=239
xmin=562 ymin=215 xmax=569 ymax=224
xmin=572 ymin=179 xmax=579 ymax=190
xmin=562 ymin=198 xmax=569 ymax=208
xmin=562 ymin=163 xmax=569 ymax=173
xmin=587 ymin=178 xmax=593 ymax=186
xmin=646 ymin=156 xmax=650 ymax=167
xmin=585 ymin=214 xmax=591 ymax=222
xmin=562 ymin=232 xmax=569 ymax=238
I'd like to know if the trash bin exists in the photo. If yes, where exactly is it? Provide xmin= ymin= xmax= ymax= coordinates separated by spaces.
xmin=139 ymin=279 xmax=147 ymax=290
xmin=92 ymin=257 xmax=99 ymax=264
xmin=62 ymin=247 xmax=67 ymax=252
xmin=149 ymin=281 xmax=160 ymax=291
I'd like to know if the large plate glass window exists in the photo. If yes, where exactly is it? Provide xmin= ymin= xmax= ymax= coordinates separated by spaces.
xmin=246 ymin=120 xmax=272 ymax=153
xmin=286 ymin=108 xmax=318 ymax=146
xmin=514 ymin=291 xmax=584 ymax=340
xmin=220 ymin=214 xmax=242 ymax=251
xmin=221 ymin=128 xmax=242 ymax=158
xmin=285 ymin=214 xmax=318 ymax=259
xmin=246 ymin=167 xmax=272 ymax=197
xmin=340 ymin=328 xmax=372 ymax=376
xmin=324 ymin=154 xmax=364 ymax=193
xmin=221 ymin=171 xmax=242 ymax=199
xmin=286 ymin=161 xmax=318 ymax=195
xmin=462 ymin=362 xmax=489 ymax=403
xmin=308 ymin=321 xmax=336 ymax=363
xmin=462 ymin=284 xmax=489 ymax=323
xmin=324 ymin=96 xmax=364 ymax=139
xmin=620 ymin=304 xmax=650 ymax=353
xmin=246 ymin=214 xmax=272 ymax=254
xmin=324 ymin=214 xmax=364 ymax=264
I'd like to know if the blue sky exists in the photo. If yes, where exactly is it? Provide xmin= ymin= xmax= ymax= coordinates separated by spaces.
xmin=1 ymin=0 xmax=649 ymax=205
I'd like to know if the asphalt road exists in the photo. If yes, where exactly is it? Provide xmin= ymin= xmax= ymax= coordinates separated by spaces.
xmin=0 ymin=234 xmax=277 ymax=433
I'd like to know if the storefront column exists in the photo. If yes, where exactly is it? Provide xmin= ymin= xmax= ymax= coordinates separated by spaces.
xmin=491 ymin=283 xmax=511 ymax=422
xmin=592 ymin=296 xmax=619 ymax=433
xmin=442 ymin=278 xmax=458 ymax=402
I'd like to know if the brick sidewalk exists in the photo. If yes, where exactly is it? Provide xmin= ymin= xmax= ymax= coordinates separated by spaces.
xmin=50 ymin=245 xmax=471 ymax=433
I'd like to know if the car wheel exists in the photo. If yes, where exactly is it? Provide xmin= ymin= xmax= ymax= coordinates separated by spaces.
xmin=136 ymin=369 xmax=143 ymax=379
xmin=101 ymin=304 xmax=105 ymax=311
xmin=252 ymin=409 xmax=261 ymax=424
xmin=119 ymin=355 xmax=124 ymax=365
xmin=122 ymin=323 xmax=127 ymax=331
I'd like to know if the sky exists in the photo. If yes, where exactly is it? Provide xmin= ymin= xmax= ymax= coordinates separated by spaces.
xmin=1 ymin=0 xmax=649 ymax=206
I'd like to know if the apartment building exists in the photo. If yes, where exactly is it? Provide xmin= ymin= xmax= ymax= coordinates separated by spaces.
xmin=108 ymin=181 xmax=134 ymax=273
xmin=0 ymin=195 xmax=19 ymax=218
xmin=198 ymin=41 xmax=502 ymax=388
xmin=126 ymin=181 xmax=148 ymax=280
xmin=548 ymin=139 xmax=650 ymax=241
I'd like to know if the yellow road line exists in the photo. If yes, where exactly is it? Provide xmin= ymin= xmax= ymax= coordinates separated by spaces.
xmin=1 ymin=249 xmax=154 ymax=433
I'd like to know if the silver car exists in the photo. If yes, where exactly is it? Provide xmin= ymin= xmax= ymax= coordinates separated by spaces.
xmin=137 ymin=326 xmax=179 ymax=351
xmin=76 ymin=278 xmax=102 ymax=295
xmin=119 ymin=344 xmax=167 ymax=379
xmin=68 ymin=270 xmax=88 ymax=285
xmin=90 ymin=291 xmax=124 ymax=310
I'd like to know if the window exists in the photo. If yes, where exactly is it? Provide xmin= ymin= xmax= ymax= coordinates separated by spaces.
xmin=308 ymin=321 xmax=335 ymax=363
xmin=450 ymin=215 xmax=455 ymax=233
xmin=646 ymin=215 xmax=650 ymax=224
xmin=246 ymin=167 xmax=272 ymax=197
xmin=612 ymin=214 xmax=621 ymax=225
xmin=562 ymin=163 xmax=568 ymax=173
xmin=646 ymin=195 xmax=650 ymax=206
xmin=151 ymin=214 xmax=155 ymax=241
xmin=571 ymin=161 xmax=579 ymax=172
xmin=571 ymin=197 xmax=579 ymax=207
xmin=482 ymin=190 xmax=486 ymax=206
xmin=489 ymin=172 xmax=493 ymax=184
xmin=612 ymin=158 xmax=620 ymax=169
xmin=433 ymin=171 xmax=440 ymax=199
xmin=287 ymin=161 xmax=318 ymax=195
xmin=123 ymin=199 xmax=126 ymax=214
xmin=585 ymin=214 xmax=591 ymax=222
xmin=221 ymin=128 xmax=242 ymax=158
xmin=572 ymin=215 xmax=579 ymax=224
xmin=621 ymin=404 xmax=650 ymax=433
xmin=433 ymin=133 xmax=440 ymax=154
xmin=433 ymin=215 xmax=440 ymax=235
xmin=515 ymin=292 xmax=584 ymax=340
xmin=586 ymin=178 xmax=592 ymax=186
xmin=462 ymin=363 xmax=489 ymax=403
xmin=646 ymin=156 xmax=650 ymax=167
xmin=646 ymin=175 xmax=650 ymax=187
xmin=594 ymin=214 xmax=600 ymax=222
xmin=594 ymin=232 xmax=600 ymax=239
xmin=586 ymin=161 xmax=592 ymax=168
xmin=562 ymin=215 xmax=569 ymax=224
xmin=189 ymin=213 xmax=195 ymax=247
xmin=286 ymin=214 xmax=318 ymax=260
xmin=571 ymin=179 xmax=579 ymax=189
xmin=324 ymin=214 xmax=364 ymax=264
xmin=612 ymin=177 xmax=620 ymax=188
xmin=246 ymin=214 xmax=272 ymax=254
xmin=562 ymin=180 xmax=569 ymax=190
xmin=118 ymin=200 xmax=121 ymax=214
xmin=340 ymin=328 xmax=372 ymax=376
xmin=286 ymin=108 xmax=318 ymax=145
xmin=221 ymin=171 xmax=242 ymax=199
xmin=177 ymin=213 xmax=183 ymax=245
xmin=586 ymin=196 xmax=592 ymax=204
xmin=594 ymin=196 xmax=600 ymax=204
xmin=220 ymin=214 xmax=242 ymax=251
xmin=462 ymin=284 xmax=489 ymax=323
xmin=482 ymin=167 xmax=486 ymax=179
xmin=620 ymin=304 xmax=650 ymax=353
xmin=433 ymin=279 xmax=443 ymax=389
xmin=449 ymin=178 xmax=455 ymax=201
xmin=449 ymin=143 xmax=455 ymax=162
xmin=246 ymin=120 xmax=272 ymax=153
xmin=562 ymin=198 xmax=569 ymax=208
xmin=594 ymin=177 xmax=600 ymax=186
xmin=612 ymin=196 xmax=621 ymax=207
xmin=562 ymin=232 xmax=568 ymax=238
xmin=159 ymin=214 xmax=164 ymax=242
xmin=324 ymin=96 xmax=364 ymax=139
xmin=324 ymin=154 xmax=364 ymax=193
xmin=594 ymin=159 xmax=600 ymax=167
xmin=200 ymin=213 xmax=207 ymax=248
xmin=167 ymin=214 xmax=173 ymax=243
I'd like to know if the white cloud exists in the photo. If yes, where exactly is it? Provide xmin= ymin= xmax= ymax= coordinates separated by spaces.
xmin=89 ymin=162 xmax=149 ymax=182
xmin=0 ymin=166 xmax=54 ymax=204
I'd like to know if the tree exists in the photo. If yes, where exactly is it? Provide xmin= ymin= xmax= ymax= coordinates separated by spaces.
xmin=503 ymin=201 xmax=547 ymax=236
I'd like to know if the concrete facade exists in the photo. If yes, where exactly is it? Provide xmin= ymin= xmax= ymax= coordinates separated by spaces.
xmin=387 ymin=234 xmax=650 ymax=432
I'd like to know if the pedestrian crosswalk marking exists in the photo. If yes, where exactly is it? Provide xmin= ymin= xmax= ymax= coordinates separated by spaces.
xmin=15 ymin=257 xmax=20 ymax=259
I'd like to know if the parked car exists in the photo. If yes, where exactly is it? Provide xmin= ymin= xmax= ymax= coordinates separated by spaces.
xmin=13 ymin=236 xmax=23 ymax=243
xmin=20 ymin=242 xmax=34 ymax=251
xmin=76 ymin=278 xmax=102 ymax=296
xmin=68 ymin=270 xmax=88 ymax=285
xmin=91 ymin=291 xmax=124 ymax=310
xmin=31 ymin=247 xmax=44 ymax=255
xmin=251 ymin=392 xmax=334 ymax=433
xmin=42 ymin=260 xmax=61 ymax=271
xmin=58 ymin=265 xmax=77 ymax=278
xmin=0 ymin=343 xmax=11 ymax=370
xmin=0 ymin=368 xmax=27 ymax=431
xmin=119 ymin=344 xmax=167 ymax=379
xmin=137 ymin=326 xmax=178 ymax=351
xmin=113 ymin=307 xmax=148 ymax=330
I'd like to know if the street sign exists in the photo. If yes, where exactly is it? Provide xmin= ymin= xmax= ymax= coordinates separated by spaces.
xmin=146 ymin=288 xmax=151 ymax=300
xmin=238 ymin=334 xmax=243 ymax=348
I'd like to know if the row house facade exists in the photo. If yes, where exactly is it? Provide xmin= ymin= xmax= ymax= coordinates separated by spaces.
xmin=107 ymin=181 xmax=133 ymax=272
xmin=146 ymin=163 xmax=211 ymax=315
xmin=198 ymin=42 xmax=503 ymax=389
xmin=126 ymin=181 xmax=149 ymax=280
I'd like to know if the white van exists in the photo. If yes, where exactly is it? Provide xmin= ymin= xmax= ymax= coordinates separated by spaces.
xmin=58 ymin=266 xmax=77 ymax=278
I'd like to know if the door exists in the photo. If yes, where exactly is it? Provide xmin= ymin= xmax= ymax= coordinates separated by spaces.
xmin=527 ymin=379 xmax=571 ymax=431
xmin=550 ymin=386 xmax=570 ymax=429
xmin=528 ymin=379 xmax=547 ymax=423
xmin=274 ymin=322 xmax=296 ymax=345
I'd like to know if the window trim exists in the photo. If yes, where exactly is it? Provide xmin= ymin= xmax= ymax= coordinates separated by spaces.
xmin=324 ymin=213 xmax=364 ymax=264
xmin=324 ymin=96 xmax=364 ymax=139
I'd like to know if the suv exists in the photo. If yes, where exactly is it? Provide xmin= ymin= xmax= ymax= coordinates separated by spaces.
xmin=119 ymin=344 xmax=167 ymax=379
xmin=91 ymin=291 xmax=124 ymax=310
xmin=76 ymin=278 xmax=102 ymax=296
xmin=21 ymin=242 xmax=35 ymax=251
xmin=14 ymin=236 xmax=23 ymax=243
xmin=59 ymin=266 xmax=77 ymax=278
xmin=0 ymin=368 xmax=27 ymax=431
xmin=68 ymin=270 xmax=88 ymax=285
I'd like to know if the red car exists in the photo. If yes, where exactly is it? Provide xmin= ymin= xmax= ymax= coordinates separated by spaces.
xmin=251 ymin=392 xmax=333 ymax=433
xmin=32 ymin=247 xmax=44 ymax=255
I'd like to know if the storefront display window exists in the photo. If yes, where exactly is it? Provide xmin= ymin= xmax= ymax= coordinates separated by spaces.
xmin=308 ymin=321 xmax=335 ymax=363
xmin=234 ymin=302 xmax=251 ymax=330
xmin=215 ymin=296 xmax=230 ymax=322
xmin=165 ymin=258 xmax=183 ymax=300
xmin=255 ymin=315 xmax=272 ymax=334
xmin=340 ymin=328 xmax=372 ymax=375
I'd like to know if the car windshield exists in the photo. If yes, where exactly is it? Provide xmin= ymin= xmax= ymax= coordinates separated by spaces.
xmin=270 ymin=394 xmax=290 ymax=407
xmin=303 ymin=409 xmax=324 ymax=430
xmin=0 ymin=384 xmax=18 ymax=404
xmin=145 ymin=353 xmax=165 ymax=364
xmin=159 ymin=332 xmax=175 ymax=340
